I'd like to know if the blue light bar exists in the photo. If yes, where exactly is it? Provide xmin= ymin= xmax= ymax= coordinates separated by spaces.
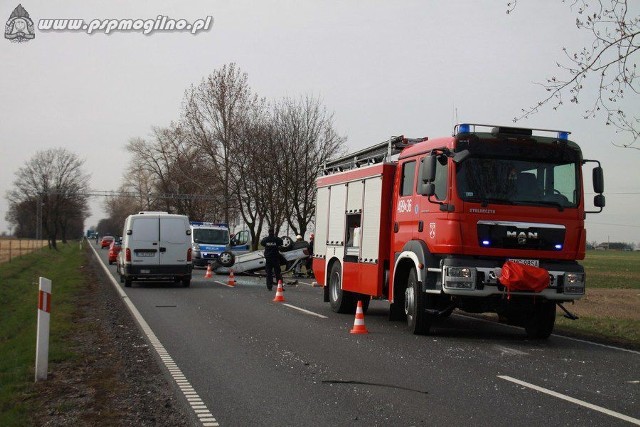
xmin=481 ymin=240 xmax=491 ymax=246
xmin=458 ymin=123 xmax=471 ymax=134
xmin=555 ymin=244 xmax=563 ymax=250
xmin=557 ymin=131 xmax=569 ymax=140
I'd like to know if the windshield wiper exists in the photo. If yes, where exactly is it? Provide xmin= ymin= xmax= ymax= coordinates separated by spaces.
xmin=478 ymin=197 xmax=515 ymax=207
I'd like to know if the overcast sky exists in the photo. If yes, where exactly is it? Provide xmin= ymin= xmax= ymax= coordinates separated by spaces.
xmin=1 ymin=0 xmax=638 ymax=244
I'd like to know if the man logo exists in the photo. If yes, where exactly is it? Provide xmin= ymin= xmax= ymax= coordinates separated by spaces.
xmin=5 ymin=4 xmax=35 ymax=43
xmin=507 ymin=231 xmax=538 ymax=245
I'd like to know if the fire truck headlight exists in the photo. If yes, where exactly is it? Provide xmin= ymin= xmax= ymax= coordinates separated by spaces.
xmin=564 ymin=272 xmax=585 ymax=294
xmin=448 ymin=267 xmax=472 ymax=278
xmin=444 ymin=267 xmax=476 ymax=290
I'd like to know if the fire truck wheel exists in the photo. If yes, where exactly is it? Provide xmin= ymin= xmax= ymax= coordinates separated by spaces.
xmin=524 ymin=300 xmax=556 ymax=339
xmin=218 ymin=251 xmax=235 ymax=267
xmin=328 ymin=262 xmax=356 ymax=314
xmin=404 ymin=267 xmax=431 ymax=335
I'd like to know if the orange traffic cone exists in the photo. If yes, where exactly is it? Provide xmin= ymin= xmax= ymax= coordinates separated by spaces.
xmin=228 ymin=270 xmax=236 ymax=287
xmin=205 ymin=264 xmax=213 ymax=279
xmin=273 ymin=280 xmax=285 ymax=302
xmin=350 ymin=300 xmax=369 ymax=334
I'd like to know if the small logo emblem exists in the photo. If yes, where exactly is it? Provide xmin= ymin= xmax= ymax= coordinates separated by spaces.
xmin=5 ymin=4 xmax=35 ymax=43
xmin=429 ymin=223 xmax=436 ymax=239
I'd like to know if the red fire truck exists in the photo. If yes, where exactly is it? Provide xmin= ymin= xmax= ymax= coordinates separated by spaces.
xmin=313 ymin=124 xmax=605 ymax=338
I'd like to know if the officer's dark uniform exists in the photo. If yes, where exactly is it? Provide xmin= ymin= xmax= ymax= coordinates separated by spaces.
xmin=260 ymin=230 xmax=283 ymax=290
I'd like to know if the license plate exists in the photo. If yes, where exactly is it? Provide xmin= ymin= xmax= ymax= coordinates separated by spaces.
xmin=508 ymin=258 xmax=539 ymax=267
xmin=136 ymin=251 xmax=156 ymax=257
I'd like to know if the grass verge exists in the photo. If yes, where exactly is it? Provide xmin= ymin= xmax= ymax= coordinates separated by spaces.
xmin=555 ymin=316 xmax=640 ymax=349
xmin=0 ymin=242 xmax=84 ymax=426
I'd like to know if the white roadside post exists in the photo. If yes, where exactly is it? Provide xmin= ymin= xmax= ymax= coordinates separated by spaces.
xmin=35 ymin=277 xmax=52 ymax=382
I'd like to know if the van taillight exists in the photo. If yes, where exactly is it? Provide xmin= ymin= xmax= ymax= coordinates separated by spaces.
xmin=125 ymin=248 xmax=131 ymax=262
xmin=187 ymin=247 xmax=192 ymax=262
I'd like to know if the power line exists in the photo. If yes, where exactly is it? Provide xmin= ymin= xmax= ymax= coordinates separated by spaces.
xmin=586 ymin=222 xmax=640 ymax=228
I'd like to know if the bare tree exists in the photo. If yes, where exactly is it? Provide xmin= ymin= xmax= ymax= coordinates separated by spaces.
xmin=230 ymin=109 xmax=271 ymax=249
xmin=182 ymin=63 xmax=264 ymax=224
xmin=125 ymin=124 xmax=220 ymax=219
xmin=6 ymin=148 xmax=90 ymax=247
xmin=509 ymin=0 xmax=639 ymax=148
xmin=272 ymin=95 xmax=346 ymax=238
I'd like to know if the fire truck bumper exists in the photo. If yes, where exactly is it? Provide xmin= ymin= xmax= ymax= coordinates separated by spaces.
xmin=435 ymin=257 xmax=585 ymax=301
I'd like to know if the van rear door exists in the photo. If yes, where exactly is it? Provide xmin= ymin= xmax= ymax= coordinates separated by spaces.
xmin=130 ymin=216 xmax=160 ymax=266
xmin=160 ymin=217 xmax=189 ymax=264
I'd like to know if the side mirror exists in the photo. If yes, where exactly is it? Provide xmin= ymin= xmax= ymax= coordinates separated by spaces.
xmin=594 ymin=194 xmax=605 ymax=208
xmin=453 ymin=149 xmax=470 ymax=163
xmin=126 ymin=229 xmax=132 ymax=235
xmin=417 ymin=155 xmax=437 ymax=195
xmin=593 ymin=166 xmax=604 ymax=194
xmin=421 ymin=155 xmax=437 ymax=183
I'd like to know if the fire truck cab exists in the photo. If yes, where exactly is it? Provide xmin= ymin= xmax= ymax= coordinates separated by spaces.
xmin=313 ymin=124 xmax=605 ymax=339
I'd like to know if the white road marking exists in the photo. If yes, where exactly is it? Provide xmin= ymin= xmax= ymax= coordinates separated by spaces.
xmin=214 ymin=280 xmax=236 ymax=288
xmin=455 ymin=313 xmax=640 ymax=355
xmin=494 ymin=345 xmax=529 ymax=356
xmin=89 ymin=242 xmax=219 ymax=426
xmin=282 ymin=303 xmax=328 ymax=318
xmin=498 ymin=375 xmax=640 ymax=425
xmin=554 ymin=335 xmax=640 ymax=355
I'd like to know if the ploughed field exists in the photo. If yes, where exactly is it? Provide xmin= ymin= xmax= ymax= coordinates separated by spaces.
xmin=0 ymin=238 xmax=48 ymax=263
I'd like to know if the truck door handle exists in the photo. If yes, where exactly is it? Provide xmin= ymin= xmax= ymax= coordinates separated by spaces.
xmin=159 ymin=247 xmax=166 ymax=253
xmin=418 ymin=221 xmax=424 ymax=232
xmin=393 ymin=222 xmax=399 ymax=233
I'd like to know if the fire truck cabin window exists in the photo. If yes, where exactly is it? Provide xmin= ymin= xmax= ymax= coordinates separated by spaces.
xmin=401 ymin=161 xmax=416 ymax=196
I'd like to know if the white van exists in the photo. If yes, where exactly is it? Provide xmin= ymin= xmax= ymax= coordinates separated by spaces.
xmin=117 ymin=212 xmax=193 ymax=287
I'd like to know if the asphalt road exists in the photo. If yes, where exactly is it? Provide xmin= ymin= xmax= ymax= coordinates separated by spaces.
xmin=91 ymin=242 xmax=639 ymax=426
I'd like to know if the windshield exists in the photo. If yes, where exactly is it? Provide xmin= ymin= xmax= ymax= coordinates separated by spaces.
xmin=193 ymin=228 xmax=229 ymax=245
xmin=456 ymin=158 xmax=579 ymax=208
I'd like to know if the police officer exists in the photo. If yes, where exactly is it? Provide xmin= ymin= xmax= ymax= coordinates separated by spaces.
xmin=306 ymin=233 xmax=314 ymax=278
xmin=260 ymin=228 xmax=283 ymax=290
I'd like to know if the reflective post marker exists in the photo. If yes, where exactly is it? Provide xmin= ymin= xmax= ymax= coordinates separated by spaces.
xmin=35 ymin=277 xmax=52 ymax=382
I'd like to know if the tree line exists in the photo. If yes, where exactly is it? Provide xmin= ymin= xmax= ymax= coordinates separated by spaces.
xmin=101 ymin=63 xmax=345 ymax=248
xmin=6 ymin=63 xmax=346 ymax=250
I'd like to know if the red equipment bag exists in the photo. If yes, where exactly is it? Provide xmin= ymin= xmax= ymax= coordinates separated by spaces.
xmin=499 ymin=261 xmax=549 ymax=293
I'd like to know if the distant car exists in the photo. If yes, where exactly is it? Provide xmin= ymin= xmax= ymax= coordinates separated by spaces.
xmin=108 ymin=239 xmax=122 ymax=264
xmin=100 ymin=235 xmax=115 ymax=248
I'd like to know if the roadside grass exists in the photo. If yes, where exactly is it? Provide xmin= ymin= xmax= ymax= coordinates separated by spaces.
xmin=550 ymin=250 xmax=640 ymax=348
xmin=0 ymin=242 xmax=84 ymax=426
xmin=582 ymin=249 xmax=640 ymax=289
xmin=555 ymin=316 xmax=640 ymax=348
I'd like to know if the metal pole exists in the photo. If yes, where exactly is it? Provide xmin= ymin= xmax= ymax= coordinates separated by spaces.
xmin=35 ymin=277 xmax=52 ymax=381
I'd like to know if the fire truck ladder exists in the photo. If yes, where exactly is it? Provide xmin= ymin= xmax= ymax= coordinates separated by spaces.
xmin=322 ymin=135 xmax=427 ymax=174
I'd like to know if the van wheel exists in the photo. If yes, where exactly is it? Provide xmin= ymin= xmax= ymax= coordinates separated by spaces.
xmin=328 ymin=262 xmax=356 ymax=313
xmin=124 ymin=278 xmax=132 ymax=288
xmin=182 ymin=277 xmax=191 ymax=288
xmin=405 ymin=267 xmax=431 ymax=335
